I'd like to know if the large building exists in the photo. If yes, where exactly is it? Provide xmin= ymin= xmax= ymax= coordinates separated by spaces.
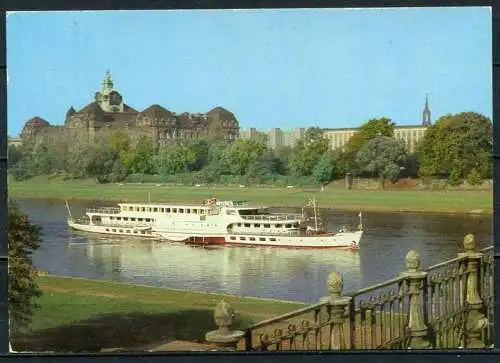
xmin=323 ymin=95 xmax=432 ymax=153
xmin=19 ymin=71 xmax=240 ymax=148
xmin=265 ymin=127 xmax=305 ymax=149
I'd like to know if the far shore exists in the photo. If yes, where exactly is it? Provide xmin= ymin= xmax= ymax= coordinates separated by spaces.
xmin=8 ymin=177 xmax=493 ymax=215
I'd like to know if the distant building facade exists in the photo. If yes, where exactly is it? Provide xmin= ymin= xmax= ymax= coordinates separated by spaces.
xmin=323 ymin=95 xmax=432 ymax=153
xmin=265 ymin=127 xmax=305 ymax=149
xmin=19 ymin=71 xmax=240 ymax=148
xmin=240 ymin=127 xmax=267 ymax=143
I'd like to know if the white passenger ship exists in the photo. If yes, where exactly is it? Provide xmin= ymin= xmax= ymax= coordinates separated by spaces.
xmin=66 ymin=197 xmax=364 ymax=250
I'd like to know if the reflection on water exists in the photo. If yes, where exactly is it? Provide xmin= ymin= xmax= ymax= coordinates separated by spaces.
xmin=75 ymin=236 xmax=362 ymax=302
xmin=15 ymin=198 xmax=493 ymax=303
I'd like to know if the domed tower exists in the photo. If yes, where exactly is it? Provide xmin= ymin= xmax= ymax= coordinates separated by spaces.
xmin=95 ymin=70 xmax=124 ymax=112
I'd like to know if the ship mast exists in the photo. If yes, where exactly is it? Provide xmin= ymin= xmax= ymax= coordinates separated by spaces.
xmin=313 ymin=196 xmax=318 ymax=231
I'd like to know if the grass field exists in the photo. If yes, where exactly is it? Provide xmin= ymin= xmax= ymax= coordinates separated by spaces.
xmin=8 ymin=176 xmax=493 ymax=214
xmin=12 ymin=275 xmax=306 ymax=352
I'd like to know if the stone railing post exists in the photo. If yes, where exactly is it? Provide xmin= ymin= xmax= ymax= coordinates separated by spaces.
xmin=458 ymin=234 xmax=488 ymax=348
xmin=205 ymin=300 xmax=245 ymax=351
xmin=401 ymin=250 xmax=432 ymax=349
xmin=320 ymin=271 xmax=352 ymax=349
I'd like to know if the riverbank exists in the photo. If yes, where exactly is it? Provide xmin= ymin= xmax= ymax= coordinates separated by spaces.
xmin=8 ymin=177 xmax=493 ymax=214
xmin=12 ymin=275 xmax=306 ymax=352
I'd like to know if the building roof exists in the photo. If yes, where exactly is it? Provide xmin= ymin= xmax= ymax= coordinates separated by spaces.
xmin=139 ymin=104 xmax=173 ymax=118
xmin=25 ymin=116 xmax=50 ymax=127
xmin=78 ymin=102 xmax=104 ymax=115
xmin=207 ymin=106 xmax=234 ymax=116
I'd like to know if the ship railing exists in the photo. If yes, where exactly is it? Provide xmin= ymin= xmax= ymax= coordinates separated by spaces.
xmin=240 ymin=214 xmax=303 ymax=221
xmin=99 ymin=223 xmax=152 ymax=229
xmin=230 ymin=230 xmax=302 ymax=237
xmin=86 ymin=207 xmax=121 ymax=215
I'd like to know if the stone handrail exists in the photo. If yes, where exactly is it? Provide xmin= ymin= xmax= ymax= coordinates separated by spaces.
xmin=205 ymin=234 xmax=493 ymax=351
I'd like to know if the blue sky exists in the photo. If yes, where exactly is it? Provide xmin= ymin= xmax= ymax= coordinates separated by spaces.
xmin=7 ymin=7 xmax=492 ymax=136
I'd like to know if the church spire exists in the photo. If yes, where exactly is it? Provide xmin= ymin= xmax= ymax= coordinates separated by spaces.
xmin=422 ymin=93 xmax=431 ymax=126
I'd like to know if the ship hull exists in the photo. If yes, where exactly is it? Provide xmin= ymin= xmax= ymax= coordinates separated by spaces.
xmin=154 ymin=230 xmax=363 ymax=250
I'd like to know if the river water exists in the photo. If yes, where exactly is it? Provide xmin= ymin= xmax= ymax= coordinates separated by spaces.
xmin=15 ymin=198 xmax=492 ymax=303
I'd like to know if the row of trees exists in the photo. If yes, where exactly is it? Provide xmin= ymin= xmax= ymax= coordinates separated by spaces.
xmin=8 ymin=111 xmax=492 ymax=188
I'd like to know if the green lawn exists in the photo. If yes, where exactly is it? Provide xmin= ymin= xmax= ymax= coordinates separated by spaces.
xmin=12 ymin=275 xmax=306 ymax=352
xmin=8 ymin=176 xmax=493 ymax=214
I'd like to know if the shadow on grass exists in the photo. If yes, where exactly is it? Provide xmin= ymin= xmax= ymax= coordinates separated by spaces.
xmin=11 ymin=309 xmax=254 ymax=353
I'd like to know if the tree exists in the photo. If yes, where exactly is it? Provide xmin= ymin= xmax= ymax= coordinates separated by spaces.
xmin=289 ymin=127 xmax=330 ymax=176
xmin=8 ymin=199 xmax=43 ymax=334
xmin=344 ymin=117 xmax=395 ymax=172
xmin=154 ymin=143 xmax=197 ymax=176
xmin=7 ymin=145 xmax=23 ymax=169
xmin=418 ymin=112 xmax=492 ymax=183
xmin=187 ymin=139 xmax=210 ymax=171
xmin=312 ymin=150 xmax=345 ymax=185
xmin=356 ymin=135 xmax=407 ymax=189
xmin=223 ymin=139 xmax=267 ymax=176
xmin=122 ymin=136 xmax=156 ymax=174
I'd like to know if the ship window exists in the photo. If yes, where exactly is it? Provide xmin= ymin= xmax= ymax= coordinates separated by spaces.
xmin=145 ymin=218 xmax=150 ymax=222
xmin=153 ymin=208 xmax=158 ymax=212
xmin=166 ymin=208 xmax=171 ymax=213
xmin=119 ymin=229 xmax=123 ymax=233
xmin=276 ymin=224 xmax=282 ymax=228
xmin=259 ymin=237 xmax=265 ymax=241
xmin=136 ymin=207 xmax=140 ymax=211
xmin=129 ymin=207 xmax=134 ymax=211
xmin=264 ymin=224 xmax=271 ymax=228
xmin=200 ymin=209 xmax=205 ymax=214
xmin=193 ymin=209 xmax=198 ymax=214
xmin=141 ymin=231 xmax=145 ymax=234
xmin=240 ymin=237 xmax=246 ymax=241
xmin=140 ymin=207 xmax=145 ymax=212
xmin=116 ymin=217 xmax=121 ymax=221
xmin=230 ymin=236 xmax=236 ymax=240
xmin=186 ymin=209 xmax=190 ymax=214
xmin=179 ymin=208 xmax=184 ymax=213
xmin=244 ymin=223 xmax=250 ymax=228
xmin=106 ymin=228 xmax=110 ymax=232
xmin=112 ymin=229 xmax=117 ymax=232
xmin=147 ymin=208 xmax=152 ymax=212
xmin=293 ymin=223 xmax=299 ymax=228
xmin=123 ymin=217 xmax=128 ymax=221
xmin=254 ymin=224 xmax=260 ymax=228
xmin=138 ymin=218 xmax=143 ymax=222
xmin=110 ymin=217 xmax=114 ymax=220
xmin=270 ymin=238 xmax=276 ymax=242
xmin=134 ymin=231 xmax=138 ymax=234
xmin=250 ymin=237 xmax=255 ymax=241
xmin=131 ymin=218 xmax=136 ymax=221
xmin=286 ymin=224 xmax=292 ymax=228
xmin=127 ymin=230 xmax=131 ymax=233
xmin=173 ymin=208 xmax=177 ymax=213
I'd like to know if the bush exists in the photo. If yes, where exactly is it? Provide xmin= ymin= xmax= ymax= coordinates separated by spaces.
xmin=466 ymin=168 xmax=483 ymax=186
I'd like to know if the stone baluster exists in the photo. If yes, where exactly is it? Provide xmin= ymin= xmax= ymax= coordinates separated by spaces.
xmin=458 ymin=234 xmax=488 ymax=348
xmin=401 ymin=250 xmax=432 ymax=349
xmin=320 ymin=271 xmax=352 ymax=349
xmin=205 ymin=300 xmax=245 ymax=351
